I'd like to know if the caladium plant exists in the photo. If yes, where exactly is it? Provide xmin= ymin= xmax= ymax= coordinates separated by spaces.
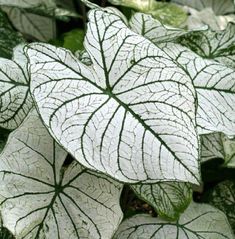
xmin=0 ymin=0 xmax=234 ymax=238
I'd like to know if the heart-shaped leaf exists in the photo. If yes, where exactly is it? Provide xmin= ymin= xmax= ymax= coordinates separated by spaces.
xmin=0 ymin=110 xmax=123 ymax=239
xmin=26 ymin=9 xmax=199 ymax=184
xmin=114 ymin=202 xmax=234 ymax=239
xmin=0 ymin=45 xmax=33 ymax=129
xmin=131 ymin=182 xmax=192 ymax=220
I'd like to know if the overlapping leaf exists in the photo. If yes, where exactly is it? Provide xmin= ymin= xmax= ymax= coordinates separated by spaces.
xmin=172 ymin=0 xmax=235 ymax=15
xmin=0 ymin=45 xmax=33 ymax=129
xmin=130 ymin=12 xmax=206 ymax=44
xmin=0 ymin=9 xmax=24 ymax=59
xmin=206 ymin=180 xmax=235 ymax=233
xmin=177 ymin=23 xmax=235 ymax=69
xmin=2 ymin=7 xmax=56 ymax=42
xmin=26 ymin=9 xmax=199 ymax=184
xmin=160 ymin=43 xmax=235 ymax=135
xmin=114 ymin=202 xmax=234 ymax=239
xmin=131 ymin=182 xmax=192 ymax=220
xmin=185 ymin=7 xmax=235 ymax=30
xmin=130 ymin=14 xmax=235 ymax=135
xmin=109 ymin=0 xmax=187 ymax=27
xmin=0 ymin=0 xmax=56 ymax=9
xmin=201 ymin=133 xmax=224 ymax=162
xmin=0 ymin=110 xmax=123 ymax=239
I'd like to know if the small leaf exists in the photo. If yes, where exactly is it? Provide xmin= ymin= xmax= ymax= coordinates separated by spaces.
xmin=114 ymin=202 xmax=234 ymax=239
xmin=0 ymin=45 xmax=33 ymax=129
xmin=0 ymin=110 xmax=123 ymax=239
xmin=131 ymin=182 xmax=192 ymax=220
xmin=0 ymin=9 xmax=24 ymax=59
xmin=222 ymin=135 xmax=235 ymax=167
xmin=172 ymin=0 xmax=235 ymax=15
xmin=26 ymin=9 xmax=199 ymax=184
xmin=2 ymin=7 xmax=56 ymax=42
xmin=206 ymin=180 xmax=235 ymax=233
xmin=201 ymin=133 xmax=224 ymax=163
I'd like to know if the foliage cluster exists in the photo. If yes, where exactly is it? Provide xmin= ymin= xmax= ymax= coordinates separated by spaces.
xmin=0 ymin=0 xmax=235 ymax=238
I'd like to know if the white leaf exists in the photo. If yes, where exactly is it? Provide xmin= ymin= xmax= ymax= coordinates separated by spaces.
xmin=114 ymin=202 xmax=234 ymax=239
xmin=201 ymin=133 xmax=224 ymax=163
xmin=186 ymin=7 xmax=235 ymax=30
xmin=130 ymin=12 xmax=207 ymax=44
xmin=0 ymin=45 xmax=33 ymax=129
xmin=172 ymin=0 xmax=235 ymax=15
xmin=26 ymin=9 xmax=199 ymax=184
xmin=159 ymin=43 xmax=235 ymax=136
xmin=131 ymin=182 xmax=192 ymax=220
xmin=0 ymin=110 xmax=123 ymax=239
xmin=178 ymin=23 xmax=235 ymax=69
xmin=129 ymin=15 xmax=235 ymax=135
xmin=2 ymin=7 xmax=56 ymax=42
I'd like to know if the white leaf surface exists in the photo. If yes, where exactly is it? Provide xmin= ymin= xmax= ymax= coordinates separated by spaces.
xmin=114 ymin=202 xmax=234 ymax=239
xmin=186 ymin=7 xmax=235 ymax=30
xmin=201 ymin=133 xmax=224 ymax=162
xmin=172 ymin=0 xmax=235 ymax=15
xmin=2 ymin=7 xmax=56 ymax=42
xmin=131 ymin=182 xmax=192 ymax=220
xmin=0 ymin=45 xmax=33 ymax=129
xmin=160 ymin=43 xmax=235 ymax=135
xmin=130 ymin=12 xmax=206 ymax=44
xmin=178 ymin=23 xmax=235 ymax=69
xmin=0 ymin=110 xmax=123 ymax=239
xmin=26 ymin=9 xmax=199 ymax=184
xmin=129 ymin=15 xmax=235 ymax=135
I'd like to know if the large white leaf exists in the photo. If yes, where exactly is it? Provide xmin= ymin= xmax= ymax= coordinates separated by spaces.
xmin=172 ymin=0 xmax=235 ymax=15
xmin=26 ymin=9 xmax=199 ymax=184
xmin=160 ymin=43 xmax=235 ymax=135
xmin=130 ymin=14 xmax=235 ymax=135
xmin=131 ymin=182 xmax=192 ymax=220
xmin=2 ymin=7 xmax=56 ymax=42
xmin=0 ymin=45 xmax=33 ymax=129
xmin=0 ymin=110 xmax=123 ymax=239
xmin=114 ymin=202 xmax=234 ymax=239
